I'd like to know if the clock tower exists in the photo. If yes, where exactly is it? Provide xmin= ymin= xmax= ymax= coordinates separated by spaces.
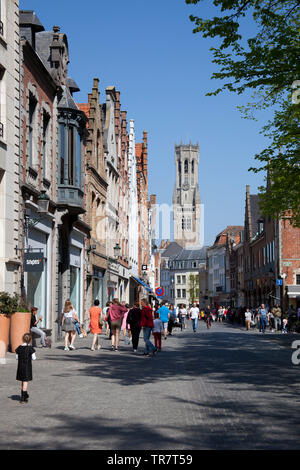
xmin=173 ymin=143 xmax=201 ymax=248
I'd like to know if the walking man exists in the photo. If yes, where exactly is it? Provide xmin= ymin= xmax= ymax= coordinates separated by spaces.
xmin=258 ymin=304 xmax=269 ymax=334
xmin=272 ymin=304 xmax=282 ymax=332
xmin=157 ymin=301 xmax=170 ymax=340
xmin=190 ymin=302 xmax=200 ymax=332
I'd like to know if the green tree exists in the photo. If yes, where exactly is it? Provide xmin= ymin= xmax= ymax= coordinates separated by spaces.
xmin=189 ymin=274 xmax=200 ymax=303
xmin=186 ymin=0 xmax=300 ymax=225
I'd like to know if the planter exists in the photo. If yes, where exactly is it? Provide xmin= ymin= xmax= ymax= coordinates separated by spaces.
xmin=0 ymin=314 xmax=11 ymax=358
xmin=10 ymin=312 xmax=31 ymax=353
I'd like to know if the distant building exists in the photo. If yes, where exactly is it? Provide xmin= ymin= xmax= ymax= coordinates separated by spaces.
xmin=173 ymin=143 xmax=201 ymax=248
xmin=160 ymin=242 xmax=207 ymax=307
xmin=78 ymin=78 xmax=108 ymax=310
xmin=207 ymin=226 xmax=243 ymax=307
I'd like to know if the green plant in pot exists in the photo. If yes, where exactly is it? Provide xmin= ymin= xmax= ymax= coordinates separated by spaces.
xmin=0 ymin=291 xmax=19 ymax=316
xmin=0 ymin=292 xmax=18 ymax=359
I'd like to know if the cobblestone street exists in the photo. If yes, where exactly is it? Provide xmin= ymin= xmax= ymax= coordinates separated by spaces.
xmin=0 ymin=321 xmax=299 ymax=450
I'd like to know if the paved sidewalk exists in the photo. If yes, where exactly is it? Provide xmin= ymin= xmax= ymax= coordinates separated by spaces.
xmin=0 ymin=321 xmax=299 ymax=450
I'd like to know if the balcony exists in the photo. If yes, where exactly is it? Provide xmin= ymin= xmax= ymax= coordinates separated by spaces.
xmin=58 ymin=185 xmax=84 ymax=214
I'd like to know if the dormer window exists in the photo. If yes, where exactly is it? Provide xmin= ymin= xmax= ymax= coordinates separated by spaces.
xmin=258 ymin=218 xmax=264 ymax=234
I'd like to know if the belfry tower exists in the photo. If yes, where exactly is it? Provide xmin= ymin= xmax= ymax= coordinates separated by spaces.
xmin=173 ymin=143 xmax=201 ymax=248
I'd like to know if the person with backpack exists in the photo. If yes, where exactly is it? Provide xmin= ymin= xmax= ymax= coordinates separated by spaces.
xmin=141 ymin=298 xmax=157 ymax=357
xmin=168 ymin=303 xmax=177 ymax=335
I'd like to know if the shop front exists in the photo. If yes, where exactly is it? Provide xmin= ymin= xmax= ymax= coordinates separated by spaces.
xmin=92 ymin=267 xmax=105 ymax=307
xmin=25 ymin=219 xmax=53 ymax=329
xmin=70 ymin=230 xmax=84 ymax=321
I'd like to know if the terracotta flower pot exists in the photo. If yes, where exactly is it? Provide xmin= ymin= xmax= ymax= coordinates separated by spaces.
xmin=10 ymin=312 xmax=31 ymax=353
xmin=0 ymin=314 xmax=11 ymax=358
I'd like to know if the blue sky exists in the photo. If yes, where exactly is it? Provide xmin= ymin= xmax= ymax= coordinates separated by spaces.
xmin=20 ymin=0 xmax=271 ymax=245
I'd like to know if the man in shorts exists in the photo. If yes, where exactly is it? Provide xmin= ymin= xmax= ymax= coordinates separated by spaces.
xmin=157 ymin=301 xmax=170 ymax=340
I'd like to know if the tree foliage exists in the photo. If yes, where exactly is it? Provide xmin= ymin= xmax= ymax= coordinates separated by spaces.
xmin=186 ymin=0 xmax=300 ymax=225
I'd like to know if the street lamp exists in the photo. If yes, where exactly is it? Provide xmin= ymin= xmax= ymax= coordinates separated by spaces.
xmin=113 ymin=243 xmax=121 ymax=259
xmin=37 ymin=190 xmax=50 ymax=213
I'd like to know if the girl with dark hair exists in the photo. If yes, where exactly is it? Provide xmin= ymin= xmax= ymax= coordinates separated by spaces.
xmin=15 ymin=333 xmax=36 ymax=404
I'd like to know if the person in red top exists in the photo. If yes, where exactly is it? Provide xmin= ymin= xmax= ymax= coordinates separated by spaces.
xmin=105 ymin=298 xmax=127 ymax=351
xmin=89 ymin=300 xmax=103 ymax=351
xmin=141 ymin=298 xmax=157 ymax=357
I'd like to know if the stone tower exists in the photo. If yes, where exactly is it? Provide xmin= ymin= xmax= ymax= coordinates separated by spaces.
xmin=173 ymin=143 xmax=201 ymax=248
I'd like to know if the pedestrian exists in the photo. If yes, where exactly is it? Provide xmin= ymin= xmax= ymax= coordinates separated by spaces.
xmin=217 ymin=306 xmax=225 ymax=323
xmin=168 ymin=303 xmax=177 ymax=335
xmin=204 ymin=306 xmax=212 ymax=329
xmin=30 ymin=307 xmax=47 ymax=348
xmin=127 ymin=301 xmax=142 ymax=352
xmin=122 ymin=304 xmax=131 ymax=344
xmin=141 ymin=298 xmax=157 ymax=357
xmin=61 ymin=300 xmax=79 ymax=350
xmin=245 ymin=308 xmax=252 ymax=331
xmin=89 ymin=299 xmax=104 ymax=351
xmin=258 ymin=304 xmax=269 ymax=334
xmin=103 ymin=301 xmax=112 ymax=337
xmin=282 ymin=318 xmax=288 ymax=333
xmin=157 ymin=301 xmax=170 ymax=340
xmin=268 ymin=308 xmax=275 ymax=332
xmin=106 ymin=298 xmax=127 ymax=351
xmin=178 ymin=304 xmax=187 ymax=330
xmin=15 ymin=333 xmax=36 ymax=404
xmin=153 ymin=311 xmax=163 ymax=350
xmin=190 ymin=302 xmax=200 ymax=332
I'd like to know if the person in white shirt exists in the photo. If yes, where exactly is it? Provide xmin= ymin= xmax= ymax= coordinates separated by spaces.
xmin=245 ymin=308 xmax=252 ymax=331
xmin=60 ymin=300 xmax=79 ymax=351
xmin=178 ymin=304 xmax=187 ymax=330
xmin=190 ymin=302 xmax=200 ymax=332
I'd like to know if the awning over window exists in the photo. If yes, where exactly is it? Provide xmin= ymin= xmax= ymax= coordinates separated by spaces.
xmin=131 ymin=276 xmax=153 ymax=293
xmin=286 ymin=285 xmax=300 ymax=298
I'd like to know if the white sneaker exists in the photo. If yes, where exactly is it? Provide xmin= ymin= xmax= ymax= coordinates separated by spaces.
xmin=79 ymin=334 xmax=83 ymax=338
xmin=69 ymin=345 xmax=75 ymax=350
xmin=64 ymin=346 xmax=69 ymax=351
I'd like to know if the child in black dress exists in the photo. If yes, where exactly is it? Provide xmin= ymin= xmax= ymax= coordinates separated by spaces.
xmin=15 ymin=333 xmax=36 ymax=404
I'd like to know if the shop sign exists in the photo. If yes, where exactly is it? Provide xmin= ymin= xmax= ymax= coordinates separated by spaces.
xmin=24 ymin=252 xmax=44 ymax=272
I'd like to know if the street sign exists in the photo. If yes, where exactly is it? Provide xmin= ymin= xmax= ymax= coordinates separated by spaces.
xmin=24 ymin=252 xmax=44 ymax=272
xmin=276 ymin=279 xmax=283 ymax=286
xmin=155 ymin=287 xmax=164 ymax=297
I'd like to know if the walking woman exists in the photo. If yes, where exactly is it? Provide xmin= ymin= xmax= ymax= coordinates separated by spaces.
xmin=141 ymin=298 xmax=157 ymax=356
xmin=61 ymin=300 xmax=79 ymax=350
xmin=127 ymin=301 xmax=142 ymax=352
xmin=89 ymin=299 xmax=104 ymax=351
xmin=106 ymin=298 xmax=127 ymax=351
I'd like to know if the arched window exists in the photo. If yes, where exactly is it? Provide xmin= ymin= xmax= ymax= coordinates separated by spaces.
xmin=184 ymin=160 xmax=188 ymax=173
xmin=191 ymin=160 xmax=194 ymax=174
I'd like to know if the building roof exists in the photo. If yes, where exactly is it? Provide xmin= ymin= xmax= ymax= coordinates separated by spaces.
xmin=213 ymin=225 xmax=244 ymax=246
xmin=19 ymin=10 xmax=44 ymax=31
xmin=250 ymin=194 xmax=263 ymax=238
xmin=77 ymin=103 xmax=90 ymax=118
xmin=58 ymin=85 xmax=79 ymax=111
xmin=161 ymin=241 xmax=183 ymax=259
xmin=172 ymin=246 xmax=208 ymax=262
